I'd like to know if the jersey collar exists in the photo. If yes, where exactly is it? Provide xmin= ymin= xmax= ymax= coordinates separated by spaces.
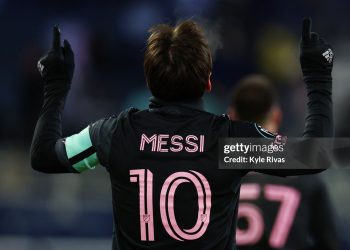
xmin=149 ymin=96 xmax=205 ymax=113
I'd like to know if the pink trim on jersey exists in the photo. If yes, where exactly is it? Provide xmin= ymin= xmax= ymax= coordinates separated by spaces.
xmin=166 ymin=178 xmax=188 ymax=241
xmin=157 ymin=134 xmax=169 ymax=152
xmin=129 ymin=176 xmax=137 ymax=182
xmin=130 ymin=169 xmax=155 ymax=241
xmin=199 ymin=135 xmax=205 ymax=152
xmin=140 ymin=134 xmax=157 ymax=152
xmin=170 ymin=135 xmax=183 ymax=152
xmin=236 ymin=203 xmax=264 ymax=245
xmin=185 ymin=135 xmax=199 ymax=152
xmin=140 ymin=134 xmax=205 ymax=153
xmin=160 ymin=171 xmax=211 ymax=241
xmin=264 ymin=184 xmax=301 ymax=248
xmin=146 ymin=170 xmax=154 ymax=241
xmin=186 ymin=171 xmax=212 ymax=232
xmin=240 ymin=183 xmax=261 ymax=200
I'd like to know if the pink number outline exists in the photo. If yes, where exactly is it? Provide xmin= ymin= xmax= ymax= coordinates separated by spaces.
xmin=160 ymin=170 xmax=211 ymax=241
xmin=130 ymin=169 xmax=212 ymax=242
xmin=237 ymin=184 xmax=301 ymax=248
xmin=130 ymin=169 xmax=154 ymax=241
xmin=264 ymin=184 xmax=301 ymax=248
xmin=236 ymin=184 xmax=264 ymax=245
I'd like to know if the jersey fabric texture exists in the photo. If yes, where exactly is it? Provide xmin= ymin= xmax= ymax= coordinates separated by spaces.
xmin=57 ymin=97 xmax=274 ymax=250
xmin=30 ymin=20 xmax=333 ymax=250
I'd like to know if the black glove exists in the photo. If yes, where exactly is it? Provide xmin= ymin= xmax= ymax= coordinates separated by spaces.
xmin=300 ymin=18 xmax=334 ymax=137
xmin=300 ymin=18 xmax=333 ymax=89
xmin=37 ymin=26 xmax=75 ymax=86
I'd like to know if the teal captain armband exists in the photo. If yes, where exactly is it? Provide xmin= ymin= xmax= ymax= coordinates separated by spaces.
xmin=65 ymin=126 xmax=99 ymax=172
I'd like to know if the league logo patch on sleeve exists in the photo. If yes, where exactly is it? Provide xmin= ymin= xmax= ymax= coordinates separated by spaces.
xmin=255 ymin=123 xmax=277 ymax=139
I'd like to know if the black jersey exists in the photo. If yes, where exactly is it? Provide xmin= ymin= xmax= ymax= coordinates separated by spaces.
xmin=31 ymin=87 xmax=333 ymax=250
xmin=56 ymin=97 xmax=279 ymax=250
xmin=236 ymin=173 xmax=339 ymax=250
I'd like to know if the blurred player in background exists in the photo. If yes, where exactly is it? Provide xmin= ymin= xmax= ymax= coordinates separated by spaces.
xmin=228 ymin=75 xmax=339 ymax=250
xmin=30 ymin=18 xmax=333 ymax=250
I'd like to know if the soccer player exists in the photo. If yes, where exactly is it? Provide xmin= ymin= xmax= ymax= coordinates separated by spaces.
xmin=228 ymin=75 xmax=339 ymax=250
xmin=30 ymin=18 xmax=333 ymax=250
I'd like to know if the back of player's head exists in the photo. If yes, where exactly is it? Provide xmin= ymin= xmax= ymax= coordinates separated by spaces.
xmin=229 ymin=75 xmax=277 ymax=124
xmin=144 ymin=20 xmax=212 ymax=101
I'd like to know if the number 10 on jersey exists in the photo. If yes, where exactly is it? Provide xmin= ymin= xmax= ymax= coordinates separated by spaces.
xmin=130 ymin=169 xmax=212 ymax=241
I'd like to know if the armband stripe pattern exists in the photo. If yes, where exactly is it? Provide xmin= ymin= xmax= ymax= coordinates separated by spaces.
xmin=65 ymin=126 xmax=99 ymax=172
xmin=68 ymin=146 xmax=96 ymax=165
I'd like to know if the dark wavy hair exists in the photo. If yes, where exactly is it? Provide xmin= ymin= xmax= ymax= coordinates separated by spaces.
xmin=144 ymin=20 xmax=212 ymax=101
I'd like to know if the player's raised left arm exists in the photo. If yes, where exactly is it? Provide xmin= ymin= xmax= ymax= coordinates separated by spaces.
xmin=30 ymin=26 xmax=77 ymax=173
xmin=300 ymin=18 xmax=334 ymax=137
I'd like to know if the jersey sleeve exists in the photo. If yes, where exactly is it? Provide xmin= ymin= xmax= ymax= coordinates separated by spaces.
xmin=230 ymin=121 xmax=325 ymax=176
xmin=89 ymin=116 xmax=119 ymax=168
xmin=56 ymin=116 xmax=119 ymax=173
xmin=230 ymin=120 xmax=276 ymax=139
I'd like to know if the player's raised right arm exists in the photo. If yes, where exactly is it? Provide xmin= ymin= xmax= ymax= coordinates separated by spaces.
xmin=30 ymin=26 xmax=77 ymax=173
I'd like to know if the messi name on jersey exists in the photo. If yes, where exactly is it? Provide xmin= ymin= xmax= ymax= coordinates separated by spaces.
xmin=139 ymin=134 xmax=205 ymax=153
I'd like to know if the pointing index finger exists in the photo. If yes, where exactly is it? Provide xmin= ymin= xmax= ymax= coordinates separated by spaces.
xmin=302 ymin=17 xmax=311 ymax=43
xmin=52 ymin=25 xmax=61 ymax=50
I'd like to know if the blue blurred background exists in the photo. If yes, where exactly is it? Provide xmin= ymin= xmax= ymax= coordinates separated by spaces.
xmin=1 ymin=0 xmax=350 ymax=249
